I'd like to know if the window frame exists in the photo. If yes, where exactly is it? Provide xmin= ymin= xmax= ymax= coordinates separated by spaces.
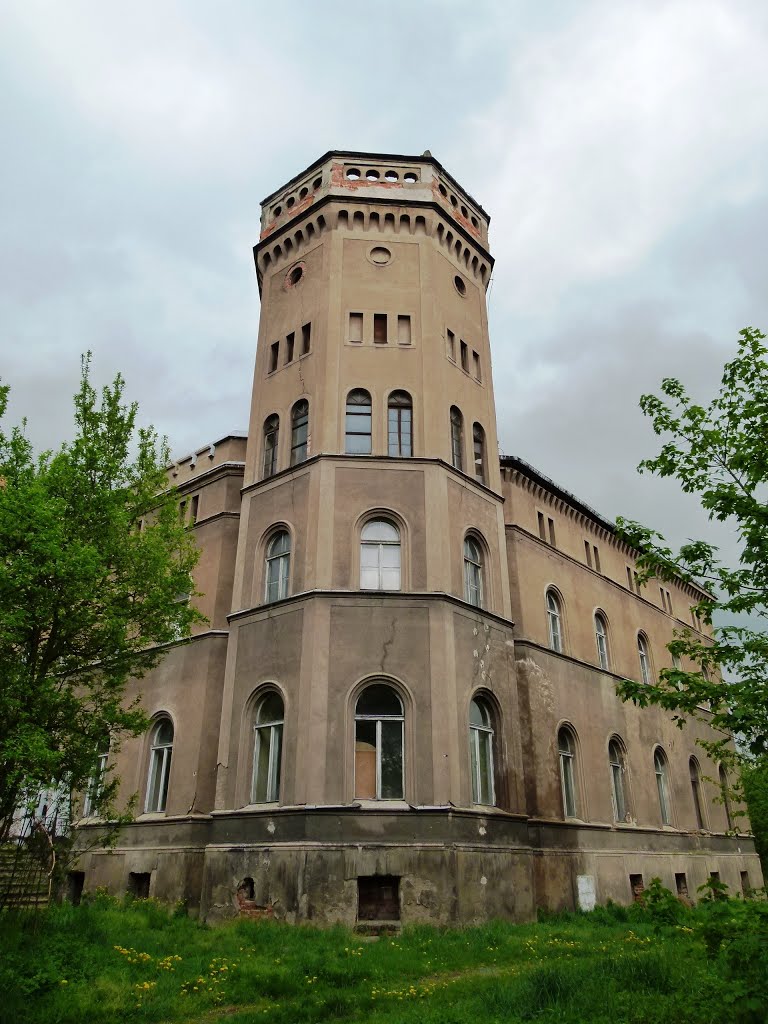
xmin=609 ymin=736 xmax=630 ymax=822
xmin=290 ymin=399 xmax=309 ymax=466
xmin=719 ymin=764 xmax=734 ymax=831
xmin=637 ymin=632 xmax=652 ymax=684
xmin=251 ymin=692 xmax=284 ymax=804
xmin=345 ymin=388 xmax=373 ymax=454
xmin=83 ymin=744 xmax=110 ymax=818
xmin=558 ymin=725 xmax=579 ymax=819
xmin=387 ymin=390 xmax=413 ymax=457
xmin=450 ymin=406 xmax=464 ymax=471
xmin=145 ymin=717 xmax=174 ymax=814
xmin=654 ymin=747 xmax=672 ymax=826
xmin=354 ymin=683 xmax=405 ymax=801
xmin=690 ymin=756 xmax=707 ymax=830
xmin=546 ymin=589 xmax=564 ymax=654
xmin=264 ymin=529 xmax=291 ymax=604
xmin=359 ymin=517 xmax=402 ymax=591
xmin=594 ymin=611 xmax=610 ymax=670
xmin=472 ymin=422 xmax=486 ymax=484
xmin=262 ymin=414 xmax=280 ymax=479
xmin=469 ymin=696 xmax=496 ymax=806
xmin=463 ymin=534 xmax=484 ymax=608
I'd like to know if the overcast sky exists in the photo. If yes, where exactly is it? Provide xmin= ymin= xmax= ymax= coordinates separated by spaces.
xmin=2 ymin=0 xmax=767 ymax=568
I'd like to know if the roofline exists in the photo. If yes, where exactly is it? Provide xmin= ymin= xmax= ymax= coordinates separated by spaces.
xmin=260 ymin=149 xmax=491 ymax=222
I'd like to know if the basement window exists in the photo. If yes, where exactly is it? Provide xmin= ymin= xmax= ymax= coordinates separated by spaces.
xmin=357 ymin=875 xmax=400 ymax=921
xmin=128 ymin=872 xmax=151 ymax=900
xmin=629 ymin=874 xmax=645 ymax=902
xmin=675 ymin=873 xmax=689 ymax=899
xmin=67 ymin=871 xmax=85 ymax=906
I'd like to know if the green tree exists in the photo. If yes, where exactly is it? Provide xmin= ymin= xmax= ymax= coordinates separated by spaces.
xmin=0 ymin=356 xmax=202 ymax=836
xmin=615 ymin=327 xmax=768 ymax=766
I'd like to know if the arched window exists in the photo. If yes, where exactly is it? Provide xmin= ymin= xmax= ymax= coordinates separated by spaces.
xmin=609 ymin=737 xmax=629 ymax=821
xmin=469 ymin=697 xmax=495 ymax=805
xmin=472 ymin=423 xmax=486 ymax=484
xmin=558 ymin=726 xmax=578 ymax=818
xmin=355 ymin=684 xmax=404 ymax=799
xmin=146 ymin=719 xmax=173 ymax=813
xmin=463 ymin=536 xmax=483 ymax=607
xmin=251 ymin=692 xmax=284 ymax=803
xmin=654 ymin=748 xmax=672 ymax=825
xmin=265 ymin=530 xmax=291 ymax=603
xmin=262 ymin=414 xmax=279 ymax=479
xmin=290 ymin=400 xmax=309 ymax=465
xmin=594 ymin=612 xmax=609 ymax=670
xmin=546 ymin=590 xmax=563 ymax=653
xmin=637 ymin=633 xmax=652 ymax=684
xmin=345 ymin=389 xmax=372 ymax=454
xmin=450 ymin=406 xmax=464 ymax=470
xmin=719 ymin=765 xmax=733 ymax=830
xmin=387 ymin=391 xmax=412 ymax=457
xmin=690 ymin=757 xmax=706 ymax=829
xmin=83 ymin=736 xmax=110 ymax=818
xmin=360 ymin=519 xmax=401 ymax=590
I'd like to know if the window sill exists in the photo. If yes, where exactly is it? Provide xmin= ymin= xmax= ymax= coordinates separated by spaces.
xmin=352 ymin=800 xmax=410 ymax=810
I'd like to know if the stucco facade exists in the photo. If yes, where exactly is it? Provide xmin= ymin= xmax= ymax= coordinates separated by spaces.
xmin=74 ymin=151 xmax=762 ymax=924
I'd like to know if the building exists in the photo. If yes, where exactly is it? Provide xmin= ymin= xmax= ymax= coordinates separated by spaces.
xmin=74 ymin=151 xmax=762 ymax=924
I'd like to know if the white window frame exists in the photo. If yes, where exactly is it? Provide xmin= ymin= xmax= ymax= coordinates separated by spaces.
xmin=145 ymin=720 xmax=173 ymax=813
xmin=265 ymin=531 xmax=291 ymax=603
xmin=638 ymin=633 xmax=652 ymax=684
xmin=83 ymin=750 xmax=109 ymax=818
xmin=251 ymin=695 xmax=284 ymax=804
xmin=547 ymin=590 xmax=563 ymax=653
xmin=360 ymin=519 xmax=401 ymax=591
xmin=595 ymin=613 xmax=609 ymax=670
xmin=609 ymin=738 xmax=629 ymax=822
xmin=654 ymin=748 xmax=671 ymax=825
xmin=558 ymin=728 xmax=578 ymax=818
xmin=354 ymin=687 xmax=404 ymax=800
xmin=463 ymin=536 xmax=483 ymax=607
xmin=469 ymin=698 xmax=495 ymax=805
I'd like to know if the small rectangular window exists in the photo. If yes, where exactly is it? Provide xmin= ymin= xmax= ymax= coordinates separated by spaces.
xmin=447 ymin=328 xmax=456 ymax=360
xmin=548 ymin=517 xmax=556 ymax=547
xmin=357 ymin=875 xmax=400 ymax=921
xmin=349 ymin=313 xmax=363 ymax=343
xmin=634 ymin=570 xmax=640 ymax=593
xmin=675 ymin=873 xmax=688 ymax=899
xmin=593 ymin=545 xmax=601 ymax=572
xmin=472 ymin=350 xmax=481 ymax=380
xmin=268 ymin=341 xmax=279 ymax=373
xmin=626 ymin=566 xmax=634 ymax=592
xmin=285 ymin=332 xmax=295 ymax=364
xmin=629 ymin=874 xmax=645 ymax=902
xmin=584 ymin=540 xmax=592 ymax=568
xmin=128 ymin=872 xmax=151 ymax=899
xmin=397 ymin=315 xmax=412 ymax=345
xmin=537 ymin=511 xmax=546 ymax=541
xmin=190 ymin=495 xmax=199 ymax=525
xmin=301 ymin=322 xmax=311 ymax=354
xmin=373 ymin=313 xmax=387 ymax=344
xmin=460 ymin=340 xmax=468 ymax=371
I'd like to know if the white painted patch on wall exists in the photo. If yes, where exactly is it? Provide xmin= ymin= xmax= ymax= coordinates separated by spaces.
xmin=478 ymin=825 xmax=487 ymax=835
xmin=267 ymin=820 xmax=276 ymax=834
xmin=480 ymin=876 xmax=487 ymax=886
xmin=577 ymin=874 xmax=596 ymax=912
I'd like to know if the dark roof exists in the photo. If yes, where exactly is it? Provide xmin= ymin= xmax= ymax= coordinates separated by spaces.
xmin=500 ymin=454 xmax=615 ymax=534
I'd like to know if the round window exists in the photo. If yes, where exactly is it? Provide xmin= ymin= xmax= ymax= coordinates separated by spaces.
xmin=439 ymin=183 xmax=447 ymax=197
xmin=274 ymin=205 xmax=282 ymax=217
xmin=454 ymin=274 xmax=467 ymax=296
xmin=366 ymin=169 xmax=380 ymax=181
xmin=313 ymin=177 xmax=322 ymax=189
xmin=284 ymin=263 xmax=305 ymax=289
xmin=385 ymin=170 xmax=399 ymax=182
xmin=286 ymin=196 xmax=295 ymax=209
xmin=369 ymin=246 xmax=392 ymax=266
xmin=346 ymin=168 xmax=361 ymax=180
xmin=403 ymin=172 xmax=418 ymax=183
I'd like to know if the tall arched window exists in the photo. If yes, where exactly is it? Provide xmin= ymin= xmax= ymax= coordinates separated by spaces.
xmin=146 ymin=718 xmax=173 ymax=813
xmin=345 ymin=389 xmax=372 ymax=454
xmin=463 ymin=536 xmax=484 ymax=607
xmin=83 ymin=736 xmax=110 ymax=818
xmin=719 ymin=765 xmax=733 ymax=830
xmin=472 ymin=423 xmax=486 ymax=484
xmin=690 ymin=757 xmax=706 ymax=829
xmin=469 ymin=697 xmax=495 ymax=805
xmin=355 ymin=684 xmax=404 ymax=799
xmin=637 ymin=633 xmax=652 ymax=684
xmin=450 ymin=406 xmax=464 ymax=470
xmin=387 ymin=391 xmax=412 ymax=457
xmin=594 ymin=612 xmax=609 ymax=670
xmin=262 ymin=414 xmax=279 ymax=479
xmin=558 ymin=726 xmax=578 ymax=818
xmin=609 ymin=737 xmax=629 ymax=821
xmin=252 ymin=692 xmax=284 ymax=803
xmin=265 ymin=530 xmax=291 ymax=603
xmin=546 ymin=590 xmax=563 ymax=653
xmin=360 ymin=519 xmax=401 ymax=590
xmin=290 ymin=400 xmax=309 ymax=465
xmin=654 ymin=748 xmax=672 ymax=825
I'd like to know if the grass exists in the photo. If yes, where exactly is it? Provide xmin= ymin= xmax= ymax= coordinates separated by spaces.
xmin=0 ymin=891 xmax=763 ymax=1024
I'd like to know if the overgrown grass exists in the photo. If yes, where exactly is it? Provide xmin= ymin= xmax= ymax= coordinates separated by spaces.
xmin=1 ymin=887 xmax=765 ymax=1024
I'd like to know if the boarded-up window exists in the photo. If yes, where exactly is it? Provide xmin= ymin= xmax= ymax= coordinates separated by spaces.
xmin=397 ymin=315 xmax=412 ymax=345
xmin=373 ymin=314 xmax=387 ymax=344
xmin=349 ymin=313 xmax=363 ymax=343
